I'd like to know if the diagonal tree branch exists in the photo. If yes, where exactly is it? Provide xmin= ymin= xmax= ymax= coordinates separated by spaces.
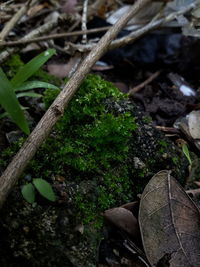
xmin=0 ymin=0 xmax=151 ymax=208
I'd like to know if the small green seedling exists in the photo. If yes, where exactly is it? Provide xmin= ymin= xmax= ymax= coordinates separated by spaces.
xmin=182 ymin=143 xmax=192 ymax=165
xmin=0 ymin=49 xmax=59 ymax=134
xmin=21 ymin=178 xmax=56 ymax=204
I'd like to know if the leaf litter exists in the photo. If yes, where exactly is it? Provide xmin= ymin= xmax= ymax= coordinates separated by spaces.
xmin=1 ymin=0 xmax=200 ymax=266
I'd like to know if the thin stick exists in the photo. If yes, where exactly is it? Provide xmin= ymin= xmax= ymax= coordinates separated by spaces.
xmin=0 ymin=0 xmax=14 ymax=9
xmin=0 ymin=0 xmax=37 ymax=41
xmin=129 ymin=70 xmax=161 ymax=95
xmin=67 ymin=3 xmax=196 ymax=53
xmin=0 ymin=26 xmax=111 ymax=47
xmin=155 ymin=126 xmax=180 ymax=135
xmin=0 ymin=13 xmax=72 ymax=63
xmin=81 ymin=0 xmax=89 ymax=44
xmin=0 ymin=0 xmax=151 ymax=208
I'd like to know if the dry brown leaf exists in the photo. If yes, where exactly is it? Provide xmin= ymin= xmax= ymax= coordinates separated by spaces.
xmin=103 ymin=207 xmax=140 ymax=238
xmin=47 ymin=63 xmax=71 ymax=78
xmin=194 ymin=181 xmax=200 ymax=187
xmin=47 ymin=56 xmax=81 ymax=78
xmin=139 ymin=170 xmax=200 ymax=266
xmin=27 ymin=3 xmax=50 ymax=17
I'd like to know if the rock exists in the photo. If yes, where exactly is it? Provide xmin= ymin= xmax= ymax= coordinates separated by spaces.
xmin=0 ymin=95 xmax=188 ymax=267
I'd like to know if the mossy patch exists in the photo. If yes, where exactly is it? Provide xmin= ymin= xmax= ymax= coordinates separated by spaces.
xmin=0 ymin=73 xmax=189 ymax=266
xmin=1 ymin=74 xmax=136 ymax=225
xmin=39 ymin=74 xmax=136 ymax=223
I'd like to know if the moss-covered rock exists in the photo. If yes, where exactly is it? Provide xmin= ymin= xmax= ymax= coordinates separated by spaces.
xmin=0 ymin=74 xmax=188 ymax=266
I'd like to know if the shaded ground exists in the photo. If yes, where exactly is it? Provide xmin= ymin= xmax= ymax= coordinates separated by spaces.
xmin=0 ymin=1 xmax=200 ymax=266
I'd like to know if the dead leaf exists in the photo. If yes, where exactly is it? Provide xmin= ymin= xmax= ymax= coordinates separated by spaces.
xmin=194 ymin=181 xmax=200 ymax=187
xmin=47 ymin=63 xmax=71 ymax=78
xmin=139 ymin=170 xmax=200 ymax=266
xmin=103 ymin=207 xmax=140 ymax=239
xmin=47 ymin=56 xmax=81 ymax=78
xmin=27 ymin=3 xmax=50 ymax=17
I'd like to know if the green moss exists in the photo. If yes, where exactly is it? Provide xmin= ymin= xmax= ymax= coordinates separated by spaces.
xmin=172 ymin=156 xmax=179 ymax=165
xmin=3 ymin=54 xmax=24 ymax=78
xmin=142 ymin=115 xmax=152 ymax=124
xmin=0 ymin=74 xmax=136 ymax=225
xmin=158 ymin=139 xmax=168 ymax=153
xmin=42 ymin=74 xmax=136 ymax=173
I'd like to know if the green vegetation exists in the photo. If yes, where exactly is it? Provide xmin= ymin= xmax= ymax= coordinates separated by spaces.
xmin=0 ymin=49 xmax=58 ymax=134
xmin=0 ymin=73 xmax=137 ymax=225
xmin=22 ymin=178 xmax=56 ymax=204
xmin=158 ymin=139 xmax=168 ymax=154
xmin=182 ymin=143 xmax=192 ymax=165
xmin=41 ymin=74 xmax=136 ymax=223
xmin=0 ymin=71 xmax=188 ymax=226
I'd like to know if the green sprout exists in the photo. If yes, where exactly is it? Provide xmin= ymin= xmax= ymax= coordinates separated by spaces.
xmin=182 ymin=143 xmax=192 ymax=165
xmin=0 ymin=49 xmax=59 ymax=134
xmin=21 ymin=178 xmax=56 ymax=204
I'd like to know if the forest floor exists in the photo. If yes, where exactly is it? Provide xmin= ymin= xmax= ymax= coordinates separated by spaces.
xmin=0 ymin=1 xmax=200 ymax=266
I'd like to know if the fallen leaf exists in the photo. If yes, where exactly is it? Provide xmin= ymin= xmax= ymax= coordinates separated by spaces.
xmin=27 ymin=3 xmax=49 ymax=17
xmin=139 ymin=170 xmax=200 ymax=266
xmin=104 ymin=207 xmax=140 ymax=239
xmin=194 ymin=181 xmax=200 ymax=187
xmin=47 ymin=56 xmax=80 ymax=78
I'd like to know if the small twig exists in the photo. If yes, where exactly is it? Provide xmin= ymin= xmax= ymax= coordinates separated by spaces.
xmin=155 ymin=126 xmax=180 ymax=135
xmin=0 ymin=0 xmax=38 ymax=41
xmin=82 ymin=0 xmax=89 ymax=44
xmin=67 ymin=14 xmax=82 ymax=33
xmin=68 ymin=53 xmax=83 ymax=78
xmin=0 ymin=13 xmax=74 ymax=63
xmin=0 ymin=0 xmax=14 ymax=9
xmin=67 ymin=3 xmax=196 ymax=53
xmin=128 ymin=70 xmax=161 ymax=95
xmin=0 ymin=26 xmax=110 ymax=47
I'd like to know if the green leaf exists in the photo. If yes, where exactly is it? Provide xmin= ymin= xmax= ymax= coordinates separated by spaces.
xmin=11 ymin=49 xmax=56 ymax=87
xmin=33 ymin=178 xmax=56 ymax=201
xmin=0 ymin=68 xmax=30 ymax=134
xmin=182 ymin=143 xmax=192 ymax=165
xmin=15 ymin=81 xmax=59 ymax=92
xmin=21 ymin=183 xmax=35 ymax=204
xmin=17 ymin=92 xmax=42 ymax=98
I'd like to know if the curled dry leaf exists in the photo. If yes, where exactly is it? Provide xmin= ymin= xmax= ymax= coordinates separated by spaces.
xmin=188 ymin=110 xmax=200 ymax=139
xmin=174 ymin=113 xmax=200 ymax=152
xmin=139 ymin=170 xmax=200 ymax=266
xmin=103 ymin=207 xmax=140 ymax=239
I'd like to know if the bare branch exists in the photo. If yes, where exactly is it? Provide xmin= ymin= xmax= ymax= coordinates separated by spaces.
xmin=0 ymin=26 xmax=110 ymax=47
xmin=81 ymin=0 xmax=89 ymax=44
